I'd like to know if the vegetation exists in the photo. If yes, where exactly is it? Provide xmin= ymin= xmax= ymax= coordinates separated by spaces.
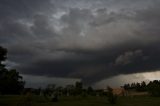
xmin=0 ymin=46 xmax=25 ymax=95
xmin=147 ymin=80 xmax=160 ymax=97
xmin=123 ymin=81 xmax=147 ymax=92
xmin=107 ymin=86 xmax=117 ymax=104
xmin=123 ymin=80 xmax=160 ymax=97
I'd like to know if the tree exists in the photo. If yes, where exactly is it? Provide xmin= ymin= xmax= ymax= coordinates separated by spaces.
xmin=0 ymin=46 xmax=25 ymax=94
xmin=0 ymin=46 xmax=7 ymax=63
xmin=75 ymin=81 xmax=83 ymax=95
xmin=135 ymin=82 xmax=141 ymax=91
xmin=107 ymin=86 xmax=117 ymax=104
xmin=140 ymin=81 xmax=147 ymax=91
xmin=75 ymin=81 xmax=83 ymax=89
xmin=147 ymin=80 xmax=160 ymax=97
xmin=123 ymin=83 xmax=130 ymax=90
xmin=87 ymin=86 xmax=94 ymax=95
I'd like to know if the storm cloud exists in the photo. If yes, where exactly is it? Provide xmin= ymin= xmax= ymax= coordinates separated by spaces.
xmin=1 ymin=0 xmax=160 ymax=85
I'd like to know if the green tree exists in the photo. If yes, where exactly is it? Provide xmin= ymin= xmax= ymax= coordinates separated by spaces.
xmin=0 ymin=46 xmax=25 ymax=94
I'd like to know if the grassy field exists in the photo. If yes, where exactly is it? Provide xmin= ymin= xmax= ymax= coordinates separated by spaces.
xmin=0 ymin=95 xmax=160 ymax=106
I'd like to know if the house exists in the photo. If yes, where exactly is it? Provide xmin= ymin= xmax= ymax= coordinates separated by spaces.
xmin=112 ymin=88 xmax=128 ymax=96
xmin=103 ymin=87 xmax=128 ymax=96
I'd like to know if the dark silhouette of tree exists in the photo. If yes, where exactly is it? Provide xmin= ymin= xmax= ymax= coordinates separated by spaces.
xmin=123 ymin=81 xmax=147 ymax=92
xmin=135 ymin=82 xmax=141 ymax=91
xmin=0 ymin=46 xmax=25 ymax=94
xmin=63 ymin=84 xmax=75 ymax=96
xmin=87 ymin=86 xmax=94 ymax=95
xmin=140 ymin=81 xmax=147 ymax=91
xmin=75 ymin=81 xmax=83 ymax=95
xmin=0 ymin=46 xmax=7 ymax=63
xmin=75 ymin=81 xmax=83 ymax=89
xmin=123 ymin=83 xmax=130 ymax=90
xmin=147 ymin=80 xmax=160 ymax=97
xmin=107 ymin=86 xmax=117 ymax=104
xmin=131 ymin=83 xmax=136 ymax=89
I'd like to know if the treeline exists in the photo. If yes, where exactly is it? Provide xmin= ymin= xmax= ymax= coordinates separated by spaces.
xmin=26 ymin=81 xmax=106 ymax=97
xmin=123 ymin=80 xmax=160 ymax=97
xmin=22 ymin=81 xmax=108 ymax=103
xmin=123 ymin=81 xmax=147 ymax=91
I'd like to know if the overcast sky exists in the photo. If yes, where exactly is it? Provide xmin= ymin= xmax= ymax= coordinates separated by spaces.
xmin=1 ymin=0 xmax=160 ymax=88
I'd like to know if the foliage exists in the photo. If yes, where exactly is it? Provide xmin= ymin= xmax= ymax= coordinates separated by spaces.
xmin=0 ymin=46 xmax=25 ymax=94
xmin=87 ymin=86 xmax=94 ymax=95
xmin=123 ymin=80 xmax=160 ymax=97
xmin=147 ymin=80 xmax=160 ymax=97
xmin=74 ymin=81 xmax=83 ymax=95
xmin=123 ymin=81 xmax=147 ymax=92
xmin=107 ymin=86 xmax=117 ymax=104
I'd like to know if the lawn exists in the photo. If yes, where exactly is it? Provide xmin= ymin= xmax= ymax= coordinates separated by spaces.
xmin=0 ymin=95 xmax=160 ymax=106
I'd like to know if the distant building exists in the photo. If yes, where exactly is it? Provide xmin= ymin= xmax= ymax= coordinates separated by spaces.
xmin=112 ymin=88 xmax=127 ymax=96
xmin=103 ymin=87 xmax=128 ymax=96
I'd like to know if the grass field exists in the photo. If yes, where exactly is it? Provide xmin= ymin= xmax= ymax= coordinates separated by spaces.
xmin=0 ymin=95 xmax=160 ymax=106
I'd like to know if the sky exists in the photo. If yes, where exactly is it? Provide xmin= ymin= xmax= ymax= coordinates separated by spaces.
xmin=0 ymin=0 xmax=160 ymax=88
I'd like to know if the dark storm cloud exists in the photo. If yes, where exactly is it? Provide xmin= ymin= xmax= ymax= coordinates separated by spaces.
xmin=1 ymin=0 xmax=160 ymax=84
xmin=0 ymin=0 xmax=55 ymax=19
xmin=114 ymin=50 xmax=143 ymax=66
